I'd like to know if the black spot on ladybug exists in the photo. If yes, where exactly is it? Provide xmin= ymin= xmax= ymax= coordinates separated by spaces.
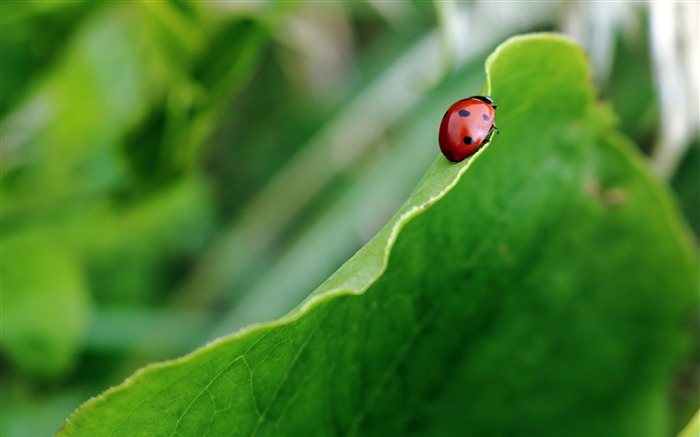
xmin=482 ymin=114 xmax=489 ymax=120
xmin=458 ymin=110 xmax=470 ymax=117
xmin=463 ymin=136 xmax=474 ymax=145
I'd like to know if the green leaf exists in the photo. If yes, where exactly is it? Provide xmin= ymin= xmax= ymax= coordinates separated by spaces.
xmin=58 ymin=34 xmax=697 ymax=436
xmin=678 ymin=409 xmax=700 ymax=437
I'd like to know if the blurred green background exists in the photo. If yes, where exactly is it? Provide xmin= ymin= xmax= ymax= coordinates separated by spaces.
xmin=1 ymin=1 xmax=698 ymax=435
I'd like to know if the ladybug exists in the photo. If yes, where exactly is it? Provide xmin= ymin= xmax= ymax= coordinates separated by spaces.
xmin=438 ymin=96 xmax=498 ymax=162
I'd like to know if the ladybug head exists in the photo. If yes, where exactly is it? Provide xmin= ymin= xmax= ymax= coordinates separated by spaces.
xmin=472 ymin=95 xmax=497 ymax=109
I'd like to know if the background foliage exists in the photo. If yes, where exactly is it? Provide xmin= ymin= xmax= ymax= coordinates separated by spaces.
xmin=1 ymin=1 xmax=698 ymax=435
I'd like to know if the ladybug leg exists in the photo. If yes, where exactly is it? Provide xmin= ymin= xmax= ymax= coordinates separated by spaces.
xmin=481 ymin=125 xmax=499 ymax=147
xmin=485 ymin=125 xmax=499 ymax=141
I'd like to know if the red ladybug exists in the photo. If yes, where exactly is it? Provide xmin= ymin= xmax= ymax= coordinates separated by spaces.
xmin=438 ymin=96 xmax=498 ymax=162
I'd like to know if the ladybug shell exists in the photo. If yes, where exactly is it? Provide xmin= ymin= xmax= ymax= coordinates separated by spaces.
xmin=439 ymin=97 xmax=496 ymax=162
